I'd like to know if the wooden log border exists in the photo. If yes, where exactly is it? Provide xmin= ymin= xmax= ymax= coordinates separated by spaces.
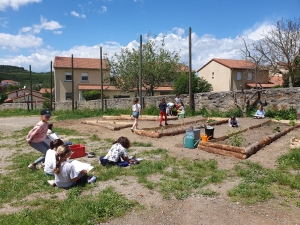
xmin=198 ymin=122 xmax=300 ymax=159
xmin=81 ymin=121 xmax=132 ymax=131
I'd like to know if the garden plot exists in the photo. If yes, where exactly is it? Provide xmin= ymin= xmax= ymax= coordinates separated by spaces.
xmin=198 ymin=120 xmax=300 ymax=159
xmin=103 ymin=114 xmax=179 ymax=121
xmin=134 ymin=118 xmax=228 ymax=138
xmin=81 ymin=120 xmax=132 ymax=130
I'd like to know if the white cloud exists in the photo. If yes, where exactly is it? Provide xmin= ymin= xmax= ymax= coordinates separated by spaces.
xmin=99 ymin=6 xmax=107 ymax=13
xmin=30 ymin=16 xmax=64 ymax=34
xmin=53 ymin=30 xmax=62 ymax=34
xmin=71 ymin=11 xmax=86 ymax=18
xmin=0 ymin=0 xmax=41 ymax=11
xmin=0 ymin=33 xmax=42 ymax=50
xmin=0 ymin=22 xmax=271 ymax=72
xmin=242 ymin=22 xmax=273 ymax=41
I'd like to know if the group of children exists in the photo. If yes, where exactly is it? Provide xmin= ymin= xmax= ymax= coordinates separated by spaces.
xmin=158 ymin=94 xmax=185 ymax=127
xmin=130 ymin=94 xmax=185 ymax=130
xmin=27 ymin=109 xmax=136 ymax=189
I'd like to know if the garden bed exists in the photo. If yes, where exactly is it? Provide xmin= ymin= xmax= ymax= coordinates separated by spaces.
xmin=198 ymin=120 xmax=300 ymax=159
xmin=134 ymin=118 xmax=228 ymax=138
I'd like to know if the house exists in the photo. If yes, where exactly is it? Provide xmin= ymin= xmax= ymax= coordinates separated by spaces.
xmin=53 ymin=56 xmax=174 ymax=102
xmin=4 ymin=88 xmax=49 ymax=103
xmin=197 ymin=58 xmax=271 ymax=92
xmin=1 ymin=80 xmax=20 ymax=87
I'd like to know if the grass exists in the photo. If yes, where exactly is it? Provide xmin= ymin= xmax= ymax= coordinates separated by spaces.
xmin=2 ymin=111 xmax=300 ymax=222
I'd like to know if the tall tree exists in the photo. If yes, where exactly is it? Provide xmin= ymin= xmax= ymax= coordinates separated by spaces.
xmin=254 ymin=18 xmax=300 ymax=87
xmin=173 ymin=72 xmax=212 ymax=94
xmin=107 ymin=33 xmax=181 ymax=96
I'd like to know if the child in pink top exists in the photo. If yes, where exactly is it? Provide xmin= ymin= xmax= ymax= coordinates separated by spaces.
xmin=27 ymin=109 xmax=52 ymax=170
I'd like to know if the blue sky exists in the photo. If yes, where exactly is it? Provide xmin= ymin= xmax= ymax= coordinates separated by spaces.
xmin=0 ymin=0 xmax=299 ymax=72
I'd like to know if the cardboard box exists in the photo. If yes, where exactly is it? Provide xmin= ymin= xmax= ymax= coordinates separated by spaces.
xmin=69 ymin=144 xmax=86 ymax=159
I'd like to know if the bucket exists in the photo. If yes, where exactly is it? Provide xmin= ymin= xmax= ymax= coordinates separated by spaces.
xmin=183 ymin=136 xmax=195 ymax=148
xmin=193 ymin=128 xmax=200 ymax=142
xmin=186 ymin=129 xmax=194 ymax=139
xmin=205 ymin=126 xmax=214 ymax=139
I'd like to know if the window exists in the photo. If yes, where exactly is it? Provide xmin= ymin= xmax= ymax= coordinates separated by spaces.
xmin=65 ymin=93 xmax=72 ymax=101
xmin=81 ymin=73 xmax=89 ymax=82
xmin=237 ymin=72 xmax=242 ymax=80
xmin=247 ymin=72 xmax=253 ymax=80
xmin=212 ymin=72 xmax=214 ymax=79
xmin=65 ymin=72 xmax=72 ymax=81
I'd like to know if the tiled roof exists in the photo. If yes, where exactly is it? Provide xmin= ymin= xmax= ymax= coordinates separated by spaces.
xmin=39 ymin=88 xmax=54 ymax=94
xmin=78 ymin=84 xmax=173 ymax=91
xmin=53 ymin=56 xmax=108 ymax=70
xmin=197 ymin=58 xmax=268 ymax=72
xmin=269 ymin=75 xmax=284 ymax=86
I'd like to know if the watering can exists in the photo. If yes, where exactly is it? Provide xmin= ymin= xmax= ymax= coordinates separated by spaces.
xmin=201 ymin=134 xmax=211 ymax=142
xmin=183 ymin=135 xmax=201 ymax=149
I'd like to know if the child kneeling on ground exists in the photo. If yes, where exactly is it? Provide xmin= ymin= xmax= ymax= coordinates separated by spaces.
xmin=99 ymin=136 xmax=135 ymax=167
xmin=48 ymin=145 xmax=88 ymax=188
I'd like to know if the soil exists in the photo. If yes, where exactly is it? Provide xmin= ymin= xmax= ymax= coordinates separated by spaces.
xmin=1 ymin=115 xmax=300 ymax=225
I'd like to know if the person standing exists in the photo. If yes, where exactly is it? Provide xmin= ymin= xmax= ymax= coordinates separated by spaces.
xmin=131 ymin=98 xmax=141 ymax=132
xmin=27 ymin=109 xmax=52 ymax=170
xmin=159 ymin=97 xmax=168 ymax=126
xmin=174 ymin=94 xmax=181 ymax=109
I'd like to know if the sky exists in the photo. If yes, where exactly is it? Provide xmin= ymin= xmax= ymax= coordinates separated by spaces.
xmin=0 ymin=0 xmax=299 ymax=72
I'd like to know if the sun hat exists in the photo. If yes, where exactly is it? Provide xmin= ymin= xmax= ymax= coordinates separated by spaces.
xmin=40 ymin=109 xmax=52 ymax=117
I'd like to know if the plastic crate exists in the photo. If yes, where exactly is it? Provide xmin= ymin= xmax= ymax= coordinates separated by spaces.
xmin=69 ymin=144 xmax=86 ymax=159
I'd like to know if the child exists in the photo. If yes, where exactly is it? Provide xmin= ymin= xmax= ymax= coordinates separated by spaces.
xmin=254 ymin=105 xmax=265 ymax=119
xmin=228 ymin=116 xmax=239 ymax=127
xmin=99 ymin=136 xmax=134 ymax=166
xmin=44 ymin=139 xmax=64 ymax=176
xmin=174 ymin=94 xmax=181 ymax=109
xmin=50 ymin=145 xmax=88 ymax=188
xmin=166 ymin=102 xmax=174 ymax=116
xmin=131 ymin=98 xmax=141 ymax=132
xmin=177 ymin=102 xmax=185 ymax=117
xmin=27 ymin=109 xmax=52 ymax=170
xmin=158 ymin=98 xmax=168 ymax=126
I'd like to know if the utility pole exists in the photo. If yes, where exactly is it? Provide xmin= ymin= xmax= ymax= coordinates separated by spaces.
xmin=30 ymin=65 xmax=33 ymax=110
xmin=71 ymin=54 xmax=74 ymax=111
xmin=139 ymin=35 xmax=143 ymax=109
xmin=188 ymin=27 xmax=194 ymax=111
xmin=100 ymin=47 xmax=104 ymax=112
xmin=50 ymin=61 xmax=53 ymax=111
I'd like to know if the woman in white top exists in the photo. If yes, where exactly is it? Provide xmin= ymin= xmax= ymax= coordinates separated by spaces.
xmin=44 ymin=139 xmax=64 ymax=176
xmin=131 ymin=98 xmax=141 ymax=132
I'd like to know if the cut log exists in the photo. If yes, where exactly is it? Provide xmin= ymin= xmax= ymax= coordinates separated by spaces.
xmin=198 ymin=142 xmax=246 ymax=154
xmin=134 ymin=129 xmax=160 ymax=138
xmin=198 ymin=145 xmax=247 ymax=159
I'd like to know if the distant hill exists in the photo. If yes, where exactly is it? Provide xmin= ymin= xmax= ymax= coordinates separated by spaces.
xmin=0 ymin=65 xmax=53 ymax=88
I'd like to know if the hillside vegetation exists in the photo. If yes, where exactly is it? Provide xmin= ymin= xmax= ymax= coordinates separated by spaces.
xmin=0 ymin=65 xmax=53 ymax=88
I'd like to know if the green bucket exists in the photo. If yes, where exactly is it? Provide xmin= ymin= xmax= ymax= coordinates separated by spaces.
xmin=183 ymin=135 xmax=195 ymax=149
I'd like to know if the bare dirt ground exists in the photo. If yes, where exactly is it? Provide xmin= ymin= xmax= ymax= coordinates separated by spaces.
xmin=1 ymin=115 xmax=300 ymax=225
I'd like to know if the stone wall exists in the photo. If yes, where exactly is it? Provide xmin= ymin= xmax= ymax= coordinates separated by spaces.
xmin=1 ymin=88 xmax=300 ymax=114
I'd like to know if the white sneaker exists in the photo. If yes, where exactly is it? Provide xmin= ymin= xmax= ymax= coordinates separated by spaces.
xmin=28 ymin=164 xmax=37 ymax=170
xmin=47 ymin=180 xmax=56 ymax=186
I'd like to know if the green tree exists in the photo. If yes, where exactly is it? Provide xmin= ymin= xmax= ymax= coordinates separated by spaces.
xmin=173 ymin=72 xmax=212 ymax=94
xmin=107 ymin=33 xmax=181 ymax=96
